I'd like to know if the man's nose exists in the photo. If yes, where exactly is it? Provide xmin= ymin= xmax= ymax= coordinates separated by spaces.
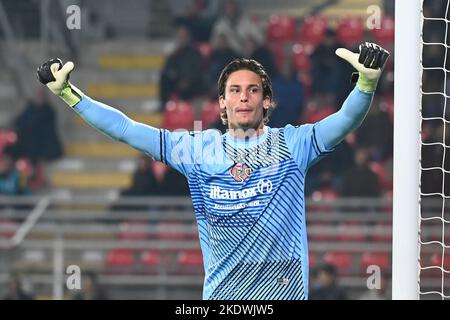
xmin=240 ymin=91 xmax=248 ymax=102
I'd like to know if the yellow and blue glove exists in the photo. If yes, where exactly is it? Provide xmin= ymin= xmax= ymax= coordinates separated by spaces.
xmin=36 ymin=58 xmax=84 ymax=107
xmin=336 ymin=42 xmax=390 ymax=93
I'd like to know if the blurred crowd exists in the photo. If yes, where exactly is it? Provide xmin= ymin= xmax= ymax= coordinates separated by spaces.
xmin=0 ymin=0 xmax=446 ymax=201
xmin=155 ymin=0 xmax=396 ymax=200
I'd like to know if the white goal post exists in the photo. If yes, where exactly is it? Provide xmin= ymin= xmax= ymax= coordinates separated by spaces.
xmin=392 ymin=0 xmax=422 ymax=300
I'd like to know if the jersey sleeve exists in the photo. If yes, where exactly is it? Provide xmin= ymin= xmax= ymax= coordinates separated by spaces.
xmin=74 ymin=96 xmax=197 ymax=176
xmin=283 ymin=123 xmax=334 ymax=171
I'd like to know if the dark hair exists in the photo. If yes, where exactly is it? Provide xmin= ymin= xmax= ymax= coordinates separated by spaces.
xmin=217 ymin=58 xmax=275 ymax=125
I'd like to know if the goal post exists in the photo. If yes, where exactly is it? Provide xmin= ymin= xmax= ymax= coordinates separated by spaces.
xmin=392 ymin=0 xmax=422 ymax=300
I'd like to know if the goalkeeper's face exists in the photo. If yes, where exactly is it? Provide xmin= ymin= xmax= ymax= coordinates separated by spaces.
xmin=219 ymin=69 xmax=271 ymax=132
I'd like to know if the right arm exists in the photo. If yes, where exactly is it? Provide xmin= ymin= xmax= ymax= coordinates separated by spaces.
xmin=74 ymin=96 xmax=163 ymax=160
xmin=36 ymin=58 xmax=196 ymax=176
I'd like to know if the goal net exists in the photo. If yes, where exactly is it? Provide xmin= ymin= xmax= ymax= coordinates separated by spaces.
xmin=394 ymin=0 xmax=450 ymax=300
xmin=419 ymin=0 xmax=450 ymax=300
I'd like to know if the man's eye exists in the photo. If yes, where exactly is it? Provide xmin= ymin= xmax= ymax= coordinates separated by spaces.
xmin=250 ymin=88 xmax=258 ymax=93
xmin=230 ymin=88 xmax=239 ymax=93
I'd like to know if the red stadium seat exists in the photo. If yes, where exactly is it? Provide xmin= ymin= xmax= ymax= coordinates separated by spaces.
xmin=162 ymin=99 xmax=195 ymax=131
xmin=309 ymin=251 xmax=318 ymax=269
xmin=360 ymin=252 xmax=390 ymax=272
xmin=323 ymin=251 xmax=352 ymax=271
xmin=298 ymin=15 xmax=328 ymax=47
xmin=105 ymin=248 xmax=135 ymax=273
xmin=201 ymin=100 xmax=220 ymax=129
xmin=266 ymin=15 xmax=296 ymax=43
xmin=0 ymin=129 xmax=17 ymax=156
xmin=336 ymin=17 xmax=364 ymax=47
xmin=177 ymin=250 xmax=203 ymax=266
xmin=371 ymin=16 xmax=394 ymax=46
xmin=140 ymin=250 xmax=162 ymax=266
xmin=176 ymin=250 xmax=204 ymax=274
xmin=292 ymin=43 xmax=314 ymax=72
xmin=430 ymin=253 xmax=450 ymax=270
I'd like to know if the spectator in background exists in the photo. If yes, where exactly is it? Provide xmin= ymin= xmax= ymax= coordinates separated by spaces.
xmin=11 ymin=88 xmax=63 ymax=164
xmin=309 ymin=263 xmax=348 ymax=300
xmin=160 ymin=25 xmax=206 ymax=108
xmin=0 ymin=151 xmax=26 ymax=195
xmin=119 ymin=156 xmax=189 ymax=197
xmin=3 ymin=273 xmax=34 ymax=300
xmin=243 ymin=35 xmax=276 ymax=77
xmin=269 ymin=57 xmax=304 ymax=128
xmin=310 ymin=29 xmax=353 ymax=107
xmin=111 ymin=156 xmax=189 ymax=211
xmin=208 ymin=32 xmax=239 ymax=96
xmin=340 ymin=148 xmax=381 ymax=197
xmin=306 ymin=138 xmax=354 ymax=197
xmin=73 ymin=272 xmax=108 ymax=300
xmin=210 ymin=0 xmax=264 ymax=56
xmin=356 ymin=97 xmax=393 ymax=161
xmin=169 ymin=0 xmax=219 ymax=42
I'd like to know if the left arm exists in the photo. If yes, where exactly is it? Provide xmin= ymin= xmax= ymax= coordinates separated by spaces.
xmin=315 ymin=87 xmax=373 ymax=150
xmin=316 ymin=42 xmax=390 ymax=150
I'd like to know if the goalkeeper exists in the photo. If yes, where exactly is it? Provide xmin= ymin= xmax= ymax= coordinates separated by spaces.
xmin=37 ymin=42 xmax=389 ymax=300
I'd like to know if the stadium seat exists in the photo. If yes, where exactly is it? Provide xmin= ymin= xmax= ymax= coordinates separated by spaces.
xmin=176 ymin=249 xmax=204 ymax=274
xmin=337 ymin=222 xmax=366 ymax=242
xmin=118 ymin=220 xmax=149 ymax=240
xmin=201 ymin=100 xmax=221 ymax=129
xmin=0 ymin=129 xmax=17 ymax=156
xmin=105 ymin=248 xmax=135 ymax=273
xmin=336 ymin=17 xmax=364 ymax=48
xmin=323 ymin=251 xmax=352 ymax=272
xmin=266 ymin=15 xmax=296 ymax=43
xmin=308 ymin=221 xmax=336 ymax=241
xmin=430 ymin=253 xmax=450 ymax=270
xmin=371 ymin=16 xmax=394 ymax=46
xmin=0 ymin=219 xmax=19 ymax=239
xmin=360 ymin=252 xmax=390 ymax=272
xmin=298 ymin=15 xmax=328 ymax=47
xmin=370 ymin=222 xmax=392 ymax=242
xmin=309 ymin=251 xmax=318 ymax=269
xmin=155 ymin=221 xmax=187 ymax=241
xmin=292 ymin=43 xmax=314 ymax=72
xmin=162 ymin=99 xmax=195 ymax=131
xmin=140 ymin=250 xmax=163 ymax=266
xmin=139 ymin=250 xmax=171 ymax=274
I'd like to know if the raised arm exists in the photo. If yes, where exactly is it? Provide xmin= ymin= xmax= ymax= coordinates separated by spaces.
xmin=315 ymin=43 xmax=390 ymax=150
xmin=36 ymin=59 xmax=200 ymax=177
xmin=36 ymin=59 xmax=162 ymax=158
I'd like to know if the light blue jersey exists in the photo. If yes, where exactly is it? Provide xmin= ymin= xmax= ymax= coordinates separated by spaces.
xmin=73 ymin=87 xmax=373 ymax=299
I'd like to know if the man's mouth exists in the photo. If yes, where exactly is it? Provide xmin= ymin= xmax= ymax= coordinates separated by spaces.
xmin=236 ymin=107 xmax=252 ymax=114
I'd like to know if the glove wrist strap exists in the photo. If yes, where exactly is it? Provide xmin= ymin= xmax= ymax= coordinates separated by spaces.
xmin=60 ymin=81 xmax=83 ymax=107
xmin=356 ymin=72 xmax=378 ymax=93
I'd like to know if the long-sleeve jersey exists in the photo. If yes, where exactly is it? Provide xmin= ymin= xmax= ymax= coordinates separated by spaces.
xmin=73 ymin=87 xmax=373 ymax=299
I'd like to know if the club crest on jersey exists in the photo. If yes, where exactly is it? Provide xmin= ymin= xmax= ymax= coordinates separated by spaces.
xmin=230 ymin=163 xmax=251 ymax=182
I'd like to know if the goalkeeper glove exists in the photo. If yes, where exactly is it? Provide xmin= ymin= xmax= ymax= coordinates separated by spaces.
xmin=36 ymin=58 xmax=84 ymax=107
xmin=335 ymin=42 xmax=390 ymax=93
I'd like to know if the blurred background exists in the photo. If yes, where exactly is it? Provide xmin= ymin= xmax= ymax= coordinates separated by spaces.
xmin=0 ymin=0 xmax=444 ymax=300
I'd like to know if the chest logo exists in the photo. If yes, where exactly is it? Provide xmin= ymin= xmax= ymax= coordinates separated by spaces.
xmin=230 ymin=163 xmax=251 ymax=182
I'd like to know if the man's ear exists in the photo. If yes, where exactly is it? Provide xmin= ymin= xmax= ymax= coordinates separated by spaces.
xmin=219 ymin=95 xmax=226 ymax=111
xmin=263 ymin=96 xmax=271 ymax=109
